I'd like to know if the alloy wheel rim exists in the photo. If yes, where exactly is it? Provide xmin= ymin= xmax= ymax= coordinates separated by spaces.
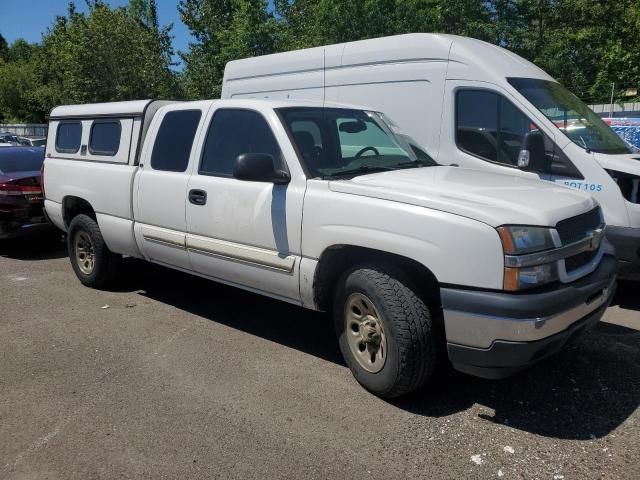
xmin=74 ymin=231 xmax=95 ymax=275
xmin=344 ymin=293 xmax=387 ymax=373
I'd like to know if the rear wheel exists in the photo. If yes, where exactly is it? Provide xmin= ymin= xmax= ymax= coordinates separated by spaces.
xmin=67 ymin=214 xmax=119 ymax=288
xmin=334 ymin=264 xmax=437 ymax=398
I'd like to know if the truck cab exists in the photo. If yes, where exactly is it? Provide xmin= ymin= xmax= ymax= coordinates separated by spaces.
xmin=44 ymin=98 xmax=616 ymax=398
xmin=222 ymin=33 xmax=640 ymax=279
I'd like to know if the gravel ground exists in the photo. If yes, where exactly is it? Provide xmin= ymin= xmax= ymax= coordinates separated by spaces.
xmin=0 ymin=235 xmax=638 ymax=480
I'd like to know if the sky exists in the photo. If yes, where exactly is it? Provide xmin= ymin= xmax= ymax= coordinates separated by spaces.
xmin=0 ymin=0 xmax=194 ymax=67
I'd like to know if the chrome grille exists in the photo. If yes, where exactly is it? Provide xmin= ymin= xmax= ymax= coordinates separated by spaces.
xmin=556 ymin=207 xmax=602 ymax=245
xmin=556 ymin=207 xmax=603 ymax=274
xmin=565 ymin=249 xmax=599 ymax=273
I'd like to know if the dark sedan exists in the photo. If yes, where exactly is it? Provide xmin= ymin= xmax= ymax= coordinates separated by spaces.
xmin=0 ymin=147 xmax=50 ymax=239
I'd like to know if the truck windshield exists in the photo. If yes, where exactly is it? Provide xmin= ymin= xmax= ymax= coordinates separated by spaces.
xmin=508 ymin=78 xmax=632 ymax=155
xmin=278 ymin=107 xmax=437 ymax=178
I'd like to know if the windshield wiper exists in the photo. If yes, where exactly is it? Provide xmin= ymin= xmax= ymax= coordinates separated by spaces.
xmin=322 ymin=165 xmax=395 ymax=179
xmin=394 ymin=159 xmax=438 ymax=168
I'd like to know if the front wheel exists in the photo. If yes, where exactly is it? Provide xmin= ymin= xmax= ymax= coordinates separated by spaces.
xmin=67 ymin=214 xmax=119 ymax=288
xmin=334 ymin=264 xmax=437 ymax=398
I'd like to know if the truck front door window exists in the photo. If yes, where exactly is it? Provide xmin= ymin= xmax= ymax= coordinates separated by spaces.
xmin=199 ymin=109 xmax=282 ymax=177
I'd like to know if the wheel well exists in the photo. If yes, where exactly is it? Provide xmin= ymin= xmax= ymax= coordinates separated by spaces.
xmin=313 ymin=245 xmax=442 ymax=316
xmin=62 ymin=196 xmax=96 ymax=228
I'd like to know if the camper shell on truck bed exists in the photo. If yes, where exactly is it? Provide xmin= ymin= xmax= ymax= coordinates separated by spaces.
xmin=47 ymin=99 xmax=173 ymax=165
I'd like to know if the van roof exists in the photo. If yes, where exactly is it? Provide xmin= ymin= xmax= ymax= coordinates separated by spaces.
xmin=224 ymin=33 xmax=554 ymax=84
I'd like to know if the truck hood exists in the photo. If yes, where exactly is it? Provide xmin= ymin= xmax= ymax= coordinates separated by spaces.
xmin=592 ymin=152 xmax=640 ymax=176
xmin=328 ymin=166 xmax=597 ymax=228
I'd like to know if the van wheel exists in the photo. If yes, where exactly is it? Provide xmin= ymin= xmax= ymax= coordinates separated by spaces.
xmin=67 ymin=214 xmax=119 ymax=288
xmin=334 ymin=264 xmax=436 ymax=398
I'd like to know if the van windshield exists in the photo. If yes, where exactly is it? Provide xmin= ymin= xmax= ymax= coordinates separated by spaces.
xmin=508 ymin=78 xmax=632 ymax=155
xmin=278 ymin=107 xmax=437 ymax=178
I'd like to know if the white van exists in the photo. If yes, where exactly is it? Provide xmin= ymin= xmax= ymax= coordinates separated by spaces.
xmin=222 ymin=33 xmax=640 ymax=279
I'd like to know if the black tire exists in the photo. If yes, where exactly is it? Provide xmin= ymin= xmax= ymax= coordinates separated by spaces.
xmin=67 ymin=214 xmax=119 ymax=288
xmin=334 ymin=264 xmax=437 ymax=398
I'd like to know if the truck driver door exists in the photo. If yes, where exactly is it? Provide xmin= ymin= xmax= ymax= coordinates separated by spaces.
xmin=185 ymin=106 xmax=305 ymax=303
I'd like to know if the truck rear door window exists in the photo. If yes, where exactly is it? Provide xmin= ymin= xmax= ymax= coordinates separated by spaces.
xmin=89 ymin=121 xmax=121 ymax=156
xmin=55 ymin=122 xmax=82 ymax=154
xmin=199 ymin=109 xmax=281 ymax=177
xmin=150 ymin=110 xmax=202 ymax=172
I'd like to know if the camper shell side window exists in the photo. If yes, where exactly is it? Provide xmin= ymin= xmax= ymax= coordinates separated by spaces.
xmin=89 ymin=120 xmax=122 ymax=156
xmin=55 ymin=121 xmax=83 ymax=154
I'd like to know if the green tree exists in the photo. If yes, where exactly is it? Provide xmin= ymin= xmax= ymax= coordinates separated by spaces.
xmin=505 ymin=0 xmax=638 ymax=103
xmin=179 ymin=0 xmax=276 ymax=98
xmin=0 ymin=33 xmax=8 ymax=62
xmin=0 ymin=61 xmax=39 ymax=123
xmin=273 ymin=0 xmax=497 ymax=49
xmin=7 ymin=38 xmax=36 ymax=62
xmin=130 ymin=0 xmax=160 ymax=30
xmin=0 ymin=38 xmax=40 ymax=123
xmin=25 ymin=1 xmax=181 ymax=121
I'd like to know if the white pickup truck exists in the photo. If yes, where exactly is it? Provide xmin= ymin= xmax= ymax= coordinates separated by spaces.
xmin=43 ymin=98 xmax=617 ymax=397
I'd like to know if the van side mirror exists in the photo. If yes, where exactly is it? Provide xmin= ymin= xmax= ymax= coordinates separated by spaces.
xmin=233 ymin=153 xmax=291 ymax=185
xmin=517 ymin=132 xmax=548 ymax=172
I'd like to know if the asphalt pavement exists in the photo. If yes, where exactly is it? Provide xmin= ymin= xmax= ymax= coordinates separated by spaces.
xmin=1 ymin=235 xmax=638 ymax=479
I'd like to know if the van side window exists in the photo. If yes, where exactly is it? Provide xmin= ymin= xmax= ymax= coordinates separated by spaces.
xmin=455 ymin=89 xmax=583 ymax=177
xmin=199 ymin=109 xmax=281 ymax=177
xmin=150 ymin=110 xmax=202 ymax=172
xmin=89 ymin=121 xmax=121 ymax=156
xmin=56 ymin=122 xmax=82 ymax=153
xmin=456 ymin=89 xmax=539 ymax=166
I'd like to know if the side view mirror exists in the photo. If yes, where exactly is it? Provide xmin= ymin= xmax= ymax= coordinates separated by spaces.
xmin=233 ymin=153 xmax=291 ymax=185
xmin=517 ymin=131 xmax=548 ymax=172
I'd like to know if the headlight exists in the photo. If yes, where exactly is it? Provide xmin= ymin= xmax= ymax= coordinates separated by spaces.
xmin=497 ymin=226 xmax=558 ymax=290
xmin=504 ymin=263 xmax=558 ymax=291
xmin=497 ymin=226 xmax=555 ymax=254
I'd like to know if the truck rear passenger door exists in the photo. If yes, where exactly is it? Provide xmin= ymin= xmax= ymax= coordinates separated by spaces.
xmin=133 ymin=105 xmax=205 ymax=270
xmin=185 ymin=106 xmax=305 ymax=303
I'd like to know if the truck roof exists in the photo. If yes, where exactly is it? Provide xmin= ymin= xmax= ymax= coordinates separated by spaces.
xmin=50 ymin=98 xmax=373 ymax=119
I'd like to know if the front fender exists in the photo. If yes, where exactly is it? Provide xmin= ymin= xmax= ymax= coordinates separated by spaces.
xmin=302 ymin=181 xmax=504 ymax=289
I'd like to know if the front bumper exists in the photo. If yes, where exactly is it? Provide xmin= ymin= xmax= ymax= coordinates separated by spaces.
xmin=606 ymin=226 xmax=640 ymax=280
xmin=442 ymin=255 xmax=617 ymax=379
